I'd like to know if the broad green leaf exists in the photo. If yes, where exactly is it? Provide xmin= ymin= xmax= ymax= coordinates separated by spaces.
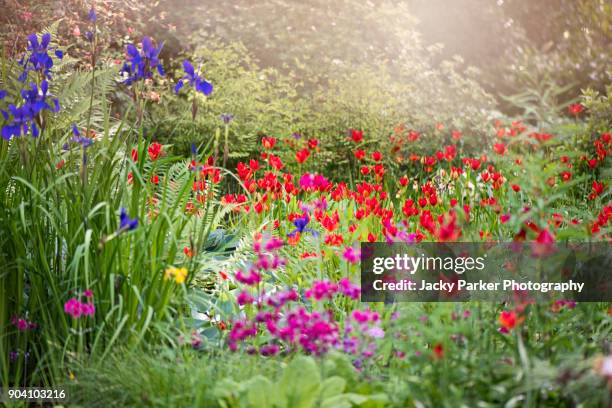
xmin=278 ymin=356 xmax=321 ymax=408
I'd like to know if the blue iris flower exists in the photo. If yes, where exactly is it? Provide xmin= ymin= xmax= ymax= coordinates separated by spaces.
xmin=71 ymin=124 xmax=93 ymax=148
xmin=119 ymin=208 xmax=138 ymax=231
xmin=288 ymin=216 xmax=317 ymax=237
xmin=18 ymin=33 xmax=63 ymax=82
xmin=1 ymin=81 xmax=60 ymax=140
xmin=88 ymin=7 xmax=97 ymax=23
xmin=174 ymin=60 xmax=213 ymax=96
xmin=120 ymin=36 xmax=165 ymax=86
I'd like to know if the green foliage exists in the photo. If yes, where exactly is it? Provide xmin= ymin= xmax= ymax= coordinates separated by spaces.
xmin=0 ymin=48 xmax=231 ymax=387
xmin=501 ymin=76 xmax=579 ymax=125
xmin=150 ymin=39 xmax=302 ymax=161
xmin=71 ymin=350 xmax=389 ymax=407
xmin=582 ymin=84 xmax=612 ymax=135
xmin=69 ymin=304 xmax=611 ymax=408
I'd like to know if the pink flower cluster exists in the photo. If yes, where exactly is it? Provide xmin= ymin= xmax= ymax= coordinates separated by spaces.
xmin=63 ymin=289 xmax=95 ymax=319
xmin=228 ymin=237 xmax=376 ymax=359
xmin=305 ymin=278 xmax=361 ymax=301
xmin=552 ymin=299 xmax=576 ymax=312
xmin=343 ymin=309 xmax=384 ymax=363
xmin=299 ymin=173 xmax=332 ymax=192
xmin=11 ymin=315 xmax=37 ymax=331
xmin=235 ymin=236 xmax=285 ymax=286
xmin=305 ymin=280 xmax=338 ymax=300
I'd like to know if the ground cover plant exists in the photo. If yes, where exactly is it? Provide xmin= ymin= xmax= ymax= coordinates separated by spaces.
xmin=1 ymin=2 xmax=611 ymax=407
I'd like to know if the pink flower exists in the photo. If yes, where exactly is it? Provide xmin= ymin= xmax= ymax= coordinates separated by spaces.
xmin=339 ymin=277 xmax=361 ymax=300
xmin=64 ymin=297 xmax=95 ymax=319
xmin=367 ymin=326 xmax=385 ymax=339
xmin=264 ymin=237 xmax=284 ymax=252
xmin=342 ymin=246 xmax=360 ymax=264
xmin=305 ymin=280 xmax=338 ymax=301
xmin=84 ymin=289 xmax=93 ymax=298
xmin=80 ymin=302 xmax=96 ymax=317
xmin=260 ymin=343 xmax=280 ymax=356
xmin=235 ymin=269 xmax=262 ymax=286
xmin=237 ymin=290 xmax=255 ymax=306
xmin=299 ymin=173 xmax=331 ymax=192
xmin=64 ymin=298 xmax=82 ymax=319
xmin=352 ymin=309 xmax=379 ymax=324
xmin=12 ymin=317 xmax=29 ymax=331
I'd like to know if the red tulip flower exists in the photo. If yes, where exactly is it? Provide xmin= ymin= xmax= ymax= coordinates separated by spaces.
xmin=295 ymin=148 xmax=310 ymax=164
xmin=148 ymin=143 xmax=162 ymax=161
xmin=351 ymin=129 xmax=363 ymax=143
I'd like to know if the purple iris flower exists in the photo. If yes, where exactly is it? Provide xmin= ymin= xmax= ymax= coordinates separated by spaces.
xmin=1 ymin=81 xmax=60 ymax=140
xmin=119 ymin=208 xmax=138 ymax=231
xmin=0 ymin=90 xmax=6 ymax=100
xmin=18 ymin=33 xmax=63 ymax=82
xmin=88 ymin=7 xmax=97 ymax=22
xmin=71 ymin=124 xmax=93 ymax=148
xmin=174 ymin=60 xmax=213 ymax=96
xmin=288 ymin=215 xmax=317 ymax=237
xmin=120 ymin=36 xmax=165 ymax=86
xmin=220 ymin=113 xmax=233 ymax=124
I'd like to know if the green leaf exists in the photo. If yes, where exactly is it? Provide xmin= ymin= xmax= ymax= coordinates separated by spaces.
xmin=320 ymin=376 xmax=346 ymax=400
xmin=241 ymin=375 xmax=277 ymax=408
xmin=278 ymin=356 xmax=321 ymax=408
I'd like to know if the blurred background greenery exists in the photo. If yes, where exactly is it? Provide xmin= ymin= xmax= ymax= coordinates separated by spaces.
xmin=1 ymin=0 xmax=609 ymax=165
xmin=4 ymin=1 xmax=607 ymax=97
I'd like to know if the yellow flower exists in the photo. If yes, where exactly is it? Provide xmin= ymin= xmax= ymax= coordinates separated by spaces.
xmin=164 ymin=266 xmax=188 ymax=284
xmin=174 ymin=267 xmax=188 ymax=284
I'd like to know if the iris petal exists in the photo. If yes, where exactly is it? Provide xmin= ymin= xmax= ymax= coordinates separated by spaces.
xmin=183 ymin=60 xmax=195 ymax=76
xmin=174 ymin=80 xmax=184 ymax=94
xmin=197 ymin=80 xmax=213 ymax=96
xmin=41 ymin=33 xmax=51 ymax=48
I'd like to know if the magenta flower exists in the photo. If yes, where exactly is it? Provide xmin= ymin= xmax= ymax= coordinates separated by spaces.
xmin=339 ymin=277 xmax=361 ymax=300
xmin=266 ymin=289 xmax=299 ymax=309
xmin=11 ymin=316 xmax=36 ymax=331
xmin=64 ymin=298 xmax=82 ymax=318
xmin=352 ymin=309 xmax=379 ymax=324
xmin=16 ymin=319 xmax=28 ymax=331
xmin=263 ymin=237 xmax=284 ymax=252
xmin=235 ymin=269 xmax=262 ymax=286
xmin=305 ymin=280 xmax=338 ymax=301
xmin=260 ymin=343 xmax=280 ymax=356
xmin=64 ymin=294 xmax=95 ymax=319
xmin=342 ymin=246 xmax=360 ymax=264
xmin=80 ymin=302 xmax=96 ymax=317
xmin=299 ymin=173 xmax=331 ymax=192
xmin=237 ymin=290 xmax=255 ymax=306
xmin=228 ymin=238 xmax=382 ymax=360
